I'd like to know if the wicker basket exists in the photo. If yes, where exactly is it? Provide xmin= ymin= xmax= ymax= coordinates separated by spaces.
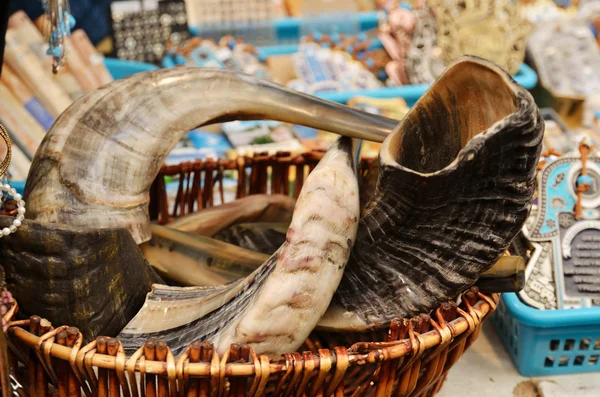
xmin=1 ymin=149 xmax=500 ymax=396
xmin=2 ymin=291 xmax=498 ymax=397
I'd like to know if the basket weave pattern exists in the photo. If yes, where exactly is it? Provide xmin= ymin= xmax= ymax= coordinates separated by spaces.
xmin=149 ymin=150 xmax=374 ymax=223
xmin=3 ymin=291 xmax=498 ymax=397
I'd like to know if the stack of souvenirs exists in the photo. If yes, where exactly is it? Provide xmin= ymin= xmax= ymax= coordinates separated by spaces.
xmin=512 ymin=0 xmax=600 ymax=309
xmin=377 ymin=0 xmax=531 ymax=85
xmin=516 ymin=129 xmax=600 ymax=310
xmin=284 ymin=33 xmax=386 ymax=94
xmin=167 ymin=36 xmax=272 ymax=79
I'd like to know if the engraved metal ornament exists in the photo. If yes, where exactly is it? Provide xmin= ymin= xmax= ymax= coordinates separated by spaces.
xmin=529 ymin=155 xmax=600 ymax=308
xmin=430 ymin=0 xmax=532 ymax=76
xmin=517 ymin=209 xmax=558 ymax=310
xmin=558 ymin=216 xmax=600 ymax=308
xmin=528 ymin=21 xmax=600 ymax=97
xmin=530 ymin=156 xmax=600 ymax=241
xmin=520 ymin=241 xmax=558 ymax=310
xmin=405 ymin=5 xmax=446 ymax=84
xmin=0 ymin=124 xmax=12 ymax=178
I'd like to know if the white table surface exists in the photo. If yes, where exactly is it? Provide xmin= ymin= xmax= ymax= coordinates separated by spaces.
xmin=438 ymin=322 xmax=600 ymax=397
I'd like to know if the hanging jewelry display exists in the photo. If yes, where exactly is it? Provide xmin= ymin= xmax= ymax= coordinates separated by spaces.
xmin=430 ymin=0 xmax=532 ymax=76
xmin=40 ymin=0 xmax=75 ymax=73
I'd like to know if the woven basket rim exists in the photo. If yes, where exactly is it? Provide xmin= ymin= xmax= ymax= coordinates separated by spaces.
xmin=4 ymin=292 xmax=498 ymax=377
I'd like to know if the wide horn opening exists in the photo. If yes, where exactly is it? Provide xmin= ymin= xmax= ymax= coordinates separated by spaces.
xmin=384 ymin=57 xmax=519 ymax=173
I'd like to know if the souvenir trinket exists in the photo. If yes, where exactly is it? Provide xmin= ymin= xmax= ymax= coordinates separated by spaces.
xmin=40 ymin=0 xmax=74 ymax=73
xmin=430 ymin=0 xmax=532 ymax=76
xmin=288 ymin=42 xmax=382 ymax=94
xmin=221 ymin=120 xmax=304 ymax=156
xmin=0 ymin=124 xmax=25 ymax=238
xmin=529 ymin=21 xmax=600 ymax=97
xmin=515 ymin=208 xmax=558 ymax=310
xmin=378 ymin=5 xmax=416 ymax=85
xmin=529 ymin=139 xmax=600 ymax=308
xmin=172 ymin=37 xmax=271 ymax=79
xmin=404 ymin=5 xmax=445 ymax=84
xmin=186 ymin=0 xmax=275 ymax=45
xmin=110 ymin=0 xmax=190 ymax=64
xmin=541 ymin=108 xmax=574 ymax=154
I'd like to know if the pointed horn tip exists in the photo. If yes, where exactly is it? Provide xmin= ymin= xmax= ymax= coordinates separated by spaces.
xmin=334 ymin=136 xmax=354 ymax=154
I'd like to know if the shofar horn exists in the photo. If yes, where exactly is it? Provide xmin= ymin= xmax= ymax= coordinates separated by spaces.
xmin=321 ymin=56 xmax=544 ymax=330
xmin=24 ymin=67 xmax=398 ymax=244
xmin=0 ymin=215 xmax=160 ymax=340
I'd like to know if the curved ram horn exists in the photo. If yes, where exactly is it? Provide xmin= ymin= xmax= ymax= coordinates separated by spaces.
xmin=24 ymin=67 xmax=398 ymax=244
xmin=324 ymin=56 xmax=544 ymax=330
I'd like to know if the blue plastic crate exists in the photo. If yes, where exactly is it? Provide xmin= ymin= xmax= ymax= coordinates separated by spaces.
xmin=11 ymin=58 xmax=158 ymax=196
xmin=492 ymin=293 xmax=600 ymax=376
xmin=188 ymin=11 xmax=383 ymax=46
xmin=103 ymin=57 xmax=159 ymax=79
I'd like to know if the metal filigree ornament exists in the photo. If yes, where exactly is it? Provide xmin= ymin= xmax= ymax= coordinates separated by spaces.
xmin=0 ymin=124 xmax=26 ymax=237
xmin=529 ymin=21 xmax=600 ymax=98
xmin=41 ymin=0 xmax=75 ymax=74
xmin=404 ymin=5 xmax=446 ymax=84
xmin=430 ymin=0 xmax=532 ymax=76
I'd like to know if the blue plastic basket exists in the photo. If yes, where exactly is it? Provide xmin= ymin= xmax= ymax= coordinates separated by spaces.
xmin=188 ymin=11 xmax=382 ymax=46
xmin=492 ymin=293 xmax=600 ymax=376
xmin=103 ymin=58 xmax=158 ymax=79
xmin=315 ymin=63 xmax=537 ymax=105
xmin=11 ymin=58 xmax=158 ymax=196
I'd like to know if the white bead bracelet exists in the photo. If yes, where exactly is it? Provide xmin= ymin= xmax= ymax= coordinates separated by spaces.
xmin=0 ymin=183 xmax=25 ymax=237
